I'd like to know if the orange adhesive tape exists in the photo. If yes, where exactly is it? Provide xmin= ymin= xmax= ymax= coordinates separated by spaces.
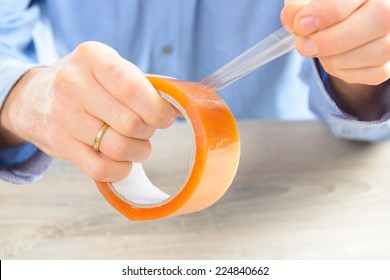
xmin=95 ymin=76 xmax=240 ymax=220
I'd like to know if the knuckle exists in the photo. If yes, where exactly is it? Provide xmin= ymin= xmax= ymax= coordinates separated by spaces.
xmin=111 ymin=112 xmax=155 ymax=141
xmin=87 ymin=159 xmax=108 ymax=181
xmin=149 ymin=112 xmax=165 ymax=128
xmin=107 ymin=139 xmax=128 ymax=161
xmin=121 ymin=113 xmax=140 ymax=136
xmin=137 ymin=140 xmax=152 ymax=162
xmin=124 ymin=73 xmax=143 ymax=100
xmin=107 ymin=63 xmax=126 ymax=82
xmin=74 ymin=41 xmax=119 ymax=64
xmin=332 ymin=3 xmax=347 ymax=21
xmin=112 ymin=162 xmax=133 ymax=182
xmin=325 ymin=0 xmax=351 ymax=22
xmin=107 ymin=63 xmax=143 ymax=99
xmin=150 ymin=104 xmax=175 ymax=129
xmin=52 ymin=66 xmax=77 ymax=92
xmin=107 ymin=137 xmax=152 ymax=163
xmin=74 ymin=41 xmax=100 ymax=58
xmin=50 ymin=67 xmax=81 ymax=119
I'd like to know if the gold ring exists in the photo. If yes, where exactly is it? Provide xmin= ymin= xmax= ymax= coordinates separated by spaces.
xmin=93 ymin=123 xmax=109 ymax=152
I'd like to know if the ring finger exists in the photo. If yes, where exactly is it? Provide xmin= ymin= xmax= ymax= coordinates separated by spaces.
xmin=67 ymin=111 xmax=152 ymax=163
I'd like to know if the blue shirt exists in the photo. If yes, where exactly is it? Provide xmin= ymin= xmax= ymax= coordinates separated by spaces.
xmin=1 ymin=0 xmax=390 ymax=183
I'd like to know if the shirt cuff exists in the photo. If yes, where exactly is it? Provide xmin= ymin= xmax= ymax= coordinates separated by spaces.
xmin=0 ymin=142 xmax=38 ymax=168
xmin=303 ymin=58 xmax=390 ymax=142
xmin=0 ymin=148 xmax=52 ymax=184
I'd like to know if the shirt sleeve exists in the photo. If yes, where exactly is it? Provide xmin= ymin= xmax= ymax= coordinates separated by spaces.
xmin=301 ymin=58 xmax=390 ymax=142
xmin=0 ymin=143 xmax=53 ymax=184
xmin=0 ymin=1 xmax=52 ymax=184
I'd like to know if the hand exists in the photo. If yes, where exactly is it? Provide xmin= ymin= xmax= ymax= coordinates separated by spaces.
xmin=281 ymin=0 xmax=390 ymax=120
xmin=0 ymin=42 xmax=176 ymax=181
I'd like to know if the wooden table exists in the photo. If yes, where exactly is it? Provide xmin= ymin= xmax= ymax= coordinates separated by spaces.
xmin=1 ymin=121 xmax=390 ymax=259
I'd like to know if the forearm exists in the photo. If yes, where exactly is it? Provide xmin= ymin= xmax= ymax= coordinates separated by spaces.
xmin=0 ymin=62 xmax=39 ymax=148
xmin=328 ymin=76 xmax=390 ymax=121
xmin=0 ymin=64 xmax=52 ymax=184
xmin=0 ymin=68 xmax=40 ymax=147
xmin=301 ymin=58 xmax=390 ymax=143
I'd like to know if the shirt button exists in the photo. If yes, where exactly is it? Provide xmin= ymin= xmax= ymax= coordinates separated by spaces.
xmin=162 ymin=45 xmax=173 ymax=55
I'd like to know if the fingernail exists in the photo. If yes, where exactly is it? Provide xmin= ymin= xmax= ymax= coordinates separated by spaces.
xmin=299 ymin=38 xmax=318 ymax=56
xmin=299 ymin=16 xmax=320 ymax=36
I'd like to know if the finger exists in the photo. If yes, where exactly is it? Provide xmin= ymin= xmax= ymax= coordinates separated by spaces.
xmin=297 ymin=1 xmax=390 ymax=56
xmin=98 ymin=129 xmax=152 ymax=163
xmin=76 ymin=74 xmax=156 ymax=140
xmin=73 ymin=42 xmax=175 ymax=129
xmin=69 ymin=140 xmax=133 ymax=182
xmin=51 ymin=61 xmax=156 ymax=140
xmin=293 ymin=0 xmax=367 ymax=36
xmin=281 ymin=1 xmax=311 ymax=33
xmin=319 ymin=35 xmax=390 ymax=70
xmin=47 ymin=131 xmax=133 ymax=181
xmin=65 ymin=111 xmax=152 ymax=162
xmin=327 ymin=63 xmax=390 ymax=85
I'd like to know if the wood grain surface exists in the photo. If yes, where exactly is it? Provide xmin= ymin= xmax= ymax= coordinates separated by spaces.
xmin=1 ymin=121 xmax=390 ymax=259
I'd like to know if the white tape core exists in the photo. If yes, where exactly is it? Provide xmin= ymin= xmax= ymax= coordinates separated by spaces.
xmin=109 ymin=91 xmax=195 ymax=208
xmin=111 ymin=163 xmax=170 ymax=204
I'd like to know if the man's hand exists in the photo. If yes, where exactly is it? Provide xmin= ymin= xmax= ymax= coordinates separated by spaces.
xmin=281 ymin=0 xmax=390 ymax=121
xmin=0 ymin=42 xmax=176 ymax=181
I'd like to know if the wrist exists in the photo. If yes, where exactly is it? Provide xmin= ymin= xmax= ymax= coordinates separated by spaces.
xmin=328 ymin=76 xmax=390 ymax=121
xmin=0 ymin=68 xmax=42 ymax=147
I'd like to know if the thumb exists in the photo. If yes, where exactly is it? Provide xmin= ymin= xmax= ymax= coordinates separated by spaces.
xmin=281 ymin=1 xmax=310 ymax=33
xmin=292 ymin=0 xmax=367 ymax=36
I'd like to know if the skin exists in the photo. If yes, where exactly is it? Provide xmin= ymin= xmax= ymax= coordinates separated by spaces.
xmin=0 ymin=42 xmax=176 ymax=182
xmin=1 ymin=0 xmax=390 ymax=181
xmin=281 ymin=0 xmax=390 ymax=120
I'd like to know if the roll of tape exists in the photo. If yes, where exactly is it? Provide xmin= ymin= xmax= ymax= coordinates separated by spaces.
xmin=95 ymin=76 xmax=240 ymax=220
